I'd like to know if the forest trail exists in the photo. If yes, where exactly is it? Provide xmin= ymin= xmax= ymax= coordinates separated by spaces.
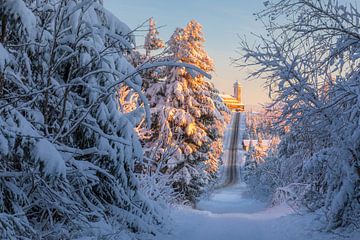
xmin=157 ymin=113 xmax=357 ymax=240
xmin=157 ymin=182 xmax=338 ymax=240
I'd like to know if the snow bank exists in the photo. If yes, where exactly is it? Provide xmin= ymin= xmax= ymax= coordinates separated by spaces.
xmin=158 ymin=183 xmax=360 ymax=240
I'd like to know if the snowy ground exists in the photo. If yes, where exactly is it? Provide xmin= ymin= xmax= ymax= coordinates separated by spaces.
xmin=157 ymin=183 xmax=360 ymax=240
xmin=157 ymin=112 xmax=359 ymax=240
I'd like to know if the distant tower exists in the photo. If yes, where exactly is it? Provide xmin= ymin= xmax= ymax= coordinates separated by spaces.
xmin=233 ymin=80 xmax=243 ymax=104
xmin=219 ymin=80 xmax=245 ymax=112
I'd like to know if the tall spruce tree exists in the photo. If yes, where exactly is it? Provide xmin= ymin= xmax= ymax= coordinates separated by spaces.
xmin=145 ymin=20 xmax=229 ymax=203
xmin=144 ymin=17 xmax=165 ymax=58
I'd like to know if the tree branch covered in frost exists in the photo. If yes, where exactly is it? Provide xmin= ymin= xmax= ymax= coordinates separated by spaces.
xmin=0 ymin=0 xmax=213 ymax=238
xmin=236 ymin=0 xmax=360 ymax=231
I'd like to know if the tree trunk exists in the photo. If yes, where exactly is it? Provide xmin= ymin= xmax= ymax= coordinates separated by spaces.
xmin=1 ymin=15 xmax=6 ymax=43
xmin=0 ymin=15 xmax=6 ymax=96
xmin=0 ymin=74 xmax=3 ymax=97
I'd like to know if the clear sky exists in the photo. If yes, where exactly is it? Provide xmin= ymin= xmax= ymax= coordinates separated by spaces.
xmin=103 ymin=1 xmax=271 ymax=107
xmin=104 ymin=0 xmax=357 ymax=107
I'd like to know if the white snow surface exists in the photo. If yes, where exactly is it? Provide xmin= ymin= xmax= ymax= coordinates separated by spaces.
xmin=157 ymin=112 xmax=359 ymax=240
xmin=157 ymin=183 xmax=360 ymax=240
xmin=34 ymin=139 xmax=66 ymax=177
xmin=3 ymin=0 xmax=36 ymax=39
xmin=0 ymin=43 xmax=12 ymax=70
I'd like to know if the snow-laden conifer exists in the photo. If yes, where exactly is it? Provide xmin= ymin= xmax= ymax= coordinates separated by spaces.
xmin=0 ymin=0 xmax=167 ymax=238
xmin=144 ymin=17 xmax=165 ymax=57
xmin=145 ymin=20 xmax=229 ymax=203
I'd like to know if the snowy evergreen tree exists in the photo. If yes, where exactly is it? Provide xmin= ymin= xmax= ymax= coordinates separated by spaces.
xmin=0 ymin=1 xmax=172 ymax=238
xmin=144 ymin=17 xmax=165 ymax=58
xmin=119 ymin=17 xmax=165 ymax=113
xmin=145 ymin=20 xmax=229 ymax=203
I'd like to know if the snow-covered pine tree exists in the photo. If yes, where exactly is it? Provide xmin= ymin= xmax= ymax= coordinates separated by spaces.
xmin=116 ymin=17 xmax=177 ymax=205
xmin=144 ymin=17 xmax=165 ymax=58
xmin=0 ymin=0 xmax=166 ymax=238
xmin=145 ymin=20 xmax=229 ymax=203
xmin=119 ymin=17 xmax=165 ymax=114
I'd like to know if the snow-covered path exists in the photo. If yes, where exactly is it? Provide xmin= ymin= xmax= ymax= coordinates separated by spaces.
xmin=158 ymin=182 xmax=359 ymax=240
xmin=222 ymin=112 xmax=246 ymax=186
xmin=157 ymin=112 xmax=359 ymax=240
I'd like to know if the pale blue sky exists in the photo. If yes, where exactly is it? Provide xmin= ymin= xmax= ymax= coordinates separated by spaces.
xmin=104 ymin=0 xmax=268 ymax=107
xmin=104 ymin=0 xmax=356 ymax=107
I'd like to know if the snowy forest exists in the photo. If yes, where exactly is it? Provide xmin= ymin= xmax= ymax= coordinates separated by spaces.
xmin=0 ymin=0 xmax=359 ymax=240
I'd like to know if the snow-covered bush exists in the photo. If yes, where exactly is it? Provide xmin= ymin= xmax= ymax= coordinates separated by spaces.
xmin=237 ymin=0 xmax=360 ymax=231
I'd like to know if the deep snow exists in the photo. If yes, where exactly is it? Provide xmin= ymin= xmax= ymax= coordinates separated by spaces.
xmin=157 ymin=183 xmax=360 ymax=240
xmin=157 ymin=112 xmax=360 ymax=240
